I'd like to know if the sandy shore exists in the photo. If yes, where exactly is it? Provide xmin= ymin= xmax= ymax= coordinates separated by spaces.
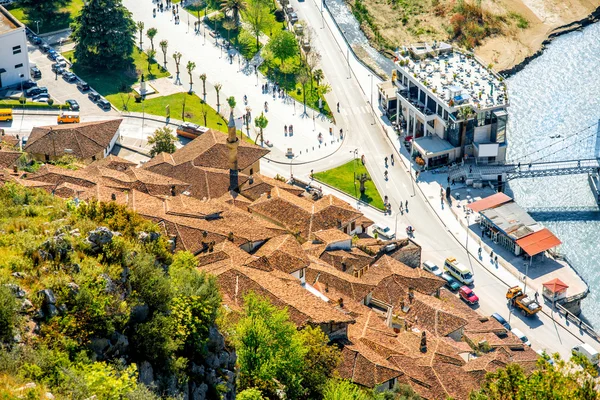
xmin=476 ymin=0 xmax=600 ymax=72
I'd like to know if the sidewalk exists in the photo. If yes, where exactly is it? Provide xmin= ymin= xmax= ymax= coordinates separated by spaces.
xmin=123 ymin=0 xmax=343 ymax=165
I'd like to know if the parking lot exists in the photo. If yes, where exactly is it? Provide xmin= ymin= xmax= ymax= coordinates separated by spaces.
xmin=27 ymin=41 xmax=118 ymax=118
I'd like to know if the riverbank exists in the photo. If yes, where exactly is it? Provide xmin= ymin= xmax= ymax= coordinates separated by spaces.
xmin=478 ymin=2 xmax=600 ymax=75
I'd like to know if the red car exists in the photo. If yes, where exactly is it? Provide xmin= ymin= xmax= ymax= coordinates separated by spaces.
xmin=459 ymin=286 xmax=479 ymax=305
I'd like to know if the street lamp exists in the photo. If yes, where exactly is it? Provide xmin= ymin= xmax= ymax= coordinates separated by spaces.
xmin=367 ymin=73 xmax=375 ymax=125
xmin=321 ymin=0 xmax=324 ymax=29
xmin=34 ymin=20 xmax=40 ymax=35
xmin=410 ymin=136 xmax=416 ymax=196
xmin=394 ymin=206 xmax=401 ymax=239
xmin=289 ymin=154 xmax=300 ymax=178
xmin=524 ymin=255 xmax=533 ymax=293
xmin=350 ymin=148 xmax=358 ymax=199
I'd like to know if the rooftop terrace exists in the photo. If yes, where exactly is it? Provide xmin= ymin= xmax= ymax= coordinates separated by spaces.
xmin=0 ymin=6 xmax=21 ymax=35
xmin=396 ymin=42 xmax=508 ymax=111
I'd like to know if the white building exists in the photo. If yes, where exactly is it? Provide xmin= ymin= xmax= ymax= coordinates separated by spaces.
xmin=0 ymin=5 xmax=30 ymax=89
xmin=390 ymin=42 xmax=509 ymax=168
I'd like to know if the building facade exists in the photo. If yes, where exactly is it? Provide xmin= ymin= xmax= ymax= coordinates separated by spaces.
xmin=0 ymin=5 xmax=30 ymax=89
xmin=392 ymin=42 xmax=509 ymax=168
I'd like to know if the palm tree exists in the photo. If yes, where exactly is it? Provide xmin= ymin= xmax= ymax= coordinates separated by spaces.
xmin=214 ymin=83 xmax=222 ymax=112
xmin=186 ymin=61 xmax=196 ymax=93
xmin=146 ymin=27 xmax=158 ymax=51
xmin=220 ymin=0 xmax=247 ymax=27
xmin=146 ymin=49 xmax=156 ymax=74
xmin=254 ymin=112 xmax=268 ymax=145
xmin=159 ymin=40 xmax=168 ymax=68
xmin=313 ymin=69 xmax=324 ymax=87
xmin=173 ymin=51 xmax=182 ymax=84
xmin=200 ymin=73 xmax=207 ymax=99
xmin=136 ymin=21 xmax=144 ymax=49
xmin=458 ymin=105 xmax=475 ymax=157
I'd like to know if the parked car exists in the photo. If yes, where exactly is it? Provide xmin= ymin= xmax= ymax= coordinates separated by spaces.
xmin=33 ymin=97 xmax=50 ymax=103
xmin=30 ymin=66 xmax=41 ymax=79
xmin=459 ymin=286 xmax=479 ymax=305
xmin=65 ymin=99 xmax=80 ymax=111
xmin=440 ymin=273 xmax=460 ymax=291
xmin=97 ymin=98 xmax=111 ymax=110
xmin=511 ymin=328 xmax=531 ymax=347
xmin=88 ymin=91 xmax=101 ymax=102
xmin=77 ymin=81 xmax=90 ymax=91
xmin=288 ymin=12 xmax=298 ymax=23
xmin=31 ymin=36 xmax=42 ymax=45
xmin=491 ymin=313 xmax=511 ymax=331
xmin=372 ymin=224 xmax=394 ymax=239
xmin=422 ymin=260 xmax=442 ymax=276
xmin=51 ymin=63 xmax=63 ymax=73
xmin=40 ymin=44 xmax=50 ymax=53
xmin=32 ymin=92 xmax=50 ymax=100
xmin=25 ymin=86 xmax=48 ymax=97
xmin=21 ymin=80 xmax=37 ymax=90
xmin=54 ymin=59 xmax=67 ymax=68
xmin=48 ymin=51 xmax=59 ymax=61
xmin=63 ymin=72 xmax=78 ymax=82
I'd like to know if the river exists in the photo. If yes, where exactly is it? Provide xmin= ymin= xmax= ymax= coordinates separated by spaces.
xmin=505 ymin=22 xmax=600 ymax=326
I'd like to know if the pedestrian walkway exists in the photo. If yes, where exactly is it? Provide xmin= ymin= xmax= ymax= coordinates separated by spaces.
xmin=123 ymin=0 xmax=343 ymax=164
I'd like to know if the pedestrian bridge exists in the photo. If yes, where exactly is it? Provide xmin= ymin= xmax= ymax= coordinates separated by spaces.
xmin=505 ymin=159 xmax=600 ymax=180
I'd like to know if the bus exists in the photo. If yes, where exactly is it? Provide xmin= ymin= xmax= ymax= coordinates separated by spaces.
xmin=444 ymin=257 xmax=474 ymax=285
xmin=176 ymin=122 xmax=209 ymax=139
xmin=0 ymin=109 xmax=13 ymax=122
xmin=57 ymin=111 xmax=80 ymax=124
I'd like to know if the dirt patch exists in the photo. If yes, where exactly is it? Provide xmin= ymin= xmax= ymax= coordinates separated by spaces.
xmin=348 ymin=0 xmax=600 ymax=70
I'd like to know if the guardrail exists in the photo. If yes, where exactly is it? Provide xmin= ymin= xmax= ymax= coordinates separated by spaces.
xmin=555 ymin=302 xmax=599 ymax=342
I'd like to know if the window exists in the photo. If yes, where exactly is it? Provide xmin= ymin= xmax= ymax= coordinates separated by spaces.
xmin=14 ymin=63 xmax=23 ymax=69
xmin=249 ymin=168 xmax=253 ymax=175
xmin=12 ymin=45 xmax=21 ymax=55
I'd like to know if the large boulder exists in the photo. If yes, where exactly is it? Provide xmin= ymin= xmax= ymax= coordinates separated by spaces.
xmin=139 ymin=361 xmax=154 ymax=386
xmin=87 ymin=227 xmax=114 ymax=249
xmin=130 ymin=304 xmax=149 ymax=323
xmin=89 ymin=337 xmax=110 ymax=357
xmin=191 ymin=382 xmax=208 ymax=400
xmin=37 ymin=289 xmax=56 ymax=305
xmin=207 ymin=325 xmax=225 ymax=353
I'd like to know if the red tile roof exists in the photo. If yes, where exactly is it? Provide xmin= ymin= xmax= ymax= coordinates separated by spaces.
xmin=467 ymin=192 xmax=512 ymax=213
xmin=515 ymin=228 xmax=562 ymax=256
xmin=542 ymin=278 xmax=569 ymax=293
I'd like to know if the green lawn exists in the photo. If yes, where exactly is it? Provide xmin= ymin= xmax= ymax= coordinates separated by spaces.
xmin=7 ymin=0 xmax=84 ymax=34
xmin=207 ymin=13 xmax=261 ymax=60
xmin=125 ymin=93 xmax=227 ymax=131
xmin=313 ymin=160 xmax=385 ymax=211
xmin=63 ymin=47 xmax=170 ymax=106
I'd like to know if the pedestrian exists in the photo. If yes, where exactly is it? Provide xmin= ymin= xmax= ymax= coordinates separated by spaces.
xmin=405 ymin=200 xmax=408 ymax=209
xmin=494 ymin=255 xmax=498 ymax=264
xmin=490 ymin=250 xmax=494 ymax=259
xmin=284 ymin=125 xmax=288 ymax=135
xmin=535 ymin=292 xmax=539 ymax=301
xmin=176 ymin=4 xmax=179 ymax=12
xmin=447 ymin=176 xmax=450 ymax=184
xmin=329 ymin=127 xmax=333 ymax=135
xmin=478 ymin=247 xmax=482 ymax=256
xmin=337 ymin=102 xmax=340 ymax=112
xmin=390 ymin=154 xmax=394 ymax=164
xmin=340 ymin=128 xmax=343 ymax=136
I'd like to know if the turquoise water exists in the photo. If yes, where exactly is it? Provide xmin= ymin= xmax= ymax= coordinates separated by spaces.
xmin=505 ymin=22 xmax=600 ymax=326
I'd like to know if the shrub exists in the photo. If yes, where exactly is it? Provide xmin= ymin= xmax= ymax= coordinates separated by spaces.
xmin=0 ymin=285 xmax=17 ymax=342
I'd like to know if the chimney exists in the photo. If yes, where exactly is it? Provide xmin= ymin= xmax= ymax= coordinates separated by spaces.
xmin=170 ymin=185 xmax=176 ymax=196
xmin=226 ymin=110 xmax=240 ymax=192
xmin=338 ymin=298 xmax=344 ymax=308
xmin=420 ymin=331 xmax=427 ymax=353
xmin=266 ymin=189 xmax=271 ymax=199
xmin=111 ymin=193 xmax=116 ymax=201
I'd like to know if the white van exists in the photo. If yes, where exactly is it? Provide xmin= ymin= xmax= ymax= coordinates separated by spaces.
xmin=572 ymin=343 xmax=599 ymax=365
xmin=511 ymin=328 xmax=531 ymax=347
xmin=444 ymin=257 xmax=474 ymax=285
xmin=422 ymin=260 xmax=442 ymax=276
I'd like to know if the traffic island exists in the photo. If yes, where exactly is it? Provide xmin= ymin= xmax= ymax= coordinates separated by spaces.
xmin=313 ymin=159 xmax=385 ymax=211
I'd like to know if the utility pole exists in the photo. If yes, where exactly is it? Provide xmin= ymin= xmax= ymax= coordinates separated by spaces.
xmin=368 ymin=74 xmax=375 ymax=124
xmin=410 ymin=137 xmax=416 ymax=196
xmin=321 ymin=0 xmax=324 ymax=29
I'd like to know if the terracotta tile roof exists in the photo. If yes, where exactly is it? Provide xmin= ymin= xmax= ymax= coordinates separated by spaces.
xmin=253 ymin=234 xmax=310 ymax=274
xmin=319 ymin=247 xmax=373 ymax=274
xmin=210 ymin=265 xmax=354 ymax=325
xmin=168 ymin=129 xmax=269 ymax=170
xmin=311 ymin=195 xmax=363 ymax=232
xmin=89 ymin=155 xmax=136 ymax=171
xmin=0 ymin=150 xmax=20 ymax=168
xmin=249 ymin=186 xmax=314 ymax=236
xmin=0 ymin=135 xmax=20 ymax=148
xmin=25 ymin=119 xmax=122 ymax=160
xmin=339 ymin=342 xmax=403 ymax=387
xmin=216 ymin=191 xmax=253 ymax=211
xmin=86 ymin=166 xmax=191 ymax=197
xmin=239 ymin=174 xmax=304 ymax=201
xmin=305 ymin=258 xmax=375 ymax=301
xmin=164 ymin=195 xmax=224 ymax=218
xmin=365 ymin=256 xmax=445 ymax=294
xmin=313 ymin=228 xmax=352 ymax=245
xmin=25 ymin=164 xmax=98 ymax=188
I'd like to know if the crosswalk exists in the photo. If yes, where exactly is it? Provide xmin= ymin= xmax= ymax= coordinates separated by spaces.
xmin=339 ymin=105 xmax=373 ymax=116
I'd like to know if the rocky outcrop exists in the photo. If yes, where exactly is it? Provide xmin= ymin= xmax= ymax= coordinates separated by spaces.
xmin=86 ymin=227 xmax=116 ymax=252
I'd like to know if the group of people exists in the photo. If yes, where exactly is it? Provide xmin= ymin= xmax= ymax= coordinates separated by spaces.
xmin=261 ymin=82 xmax=286 ymax=101
xmin=152 ymin=0 xmax=179 ymax=18
xmin=284 ymin=125 xmax=294 ymax=136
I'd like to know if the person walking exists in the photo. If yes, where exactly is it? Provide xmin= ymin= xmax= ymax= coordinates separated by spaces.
xmin=284 ymin=125 xmax=288 ymax=135
xmin=337 ymin=102 xmax=340 ymax=112
xmin=405 ymin=200 xmax=408 ymax=209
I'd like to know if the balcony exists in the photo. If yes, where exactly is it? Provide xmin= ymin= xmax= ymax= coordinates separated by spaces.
xmin=398 ymin=90 xmax=436 ymax=119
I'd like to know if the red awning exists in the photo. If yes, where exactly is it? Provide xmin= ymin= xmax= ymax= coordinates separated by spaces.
xmin=515 ymin=228 xmax=562 ymax=256
xmin=467 ymin=192 xmax=512 ymax=213
xmin=543 ymin=278 xmax=569 ymax=293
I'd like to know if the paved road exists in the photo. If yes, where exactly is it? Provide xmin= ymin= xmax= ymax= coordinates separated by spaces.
xmin=259 ymin=0 xmax=596 ymax=360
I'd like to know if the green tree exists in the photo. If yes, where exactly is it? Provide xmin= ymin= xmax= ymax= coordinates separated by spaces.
xmin=297 ymin=69 xmax=310 ymax=114
xmin=200 ymin=73 xmax=208 ymax=98
xmin=245 ymin=0 xmax=269 ymax=49
xmin=266 ymin=31 xmax=298 ymax=67
xmin=314 ymin=69 xmax=324 ymax=86
xmin=187 ymin=61 xmax=197 ymax=93
xmin=147 ymin=126 xmax=177 ymax=157
xmin=221 ymin=0 xmax=247 ymax=26
xmin=227 ymin=96 xmax=236 ymax=110
xmin=237 ymin=388 xmax=266 ymax=400
xmin=0 ymin=285 xmax=17 ymax=342
xmin=234 ymin=293 xmax=305 ymax=398
xmin=469 ymin=358 xmax=599 ymax=400
xmin=136 ymin=21 xmax=144 ymax=48
xmin=145 ymin=48 xmax=156 ymax=73
xmin=297 ymin=326 xmax=341 ymax=399
xmin=254 ymin=113 xmax=268 ymax=145
xmin=323 ymin=379 xmax=370 ymax=400
xmin=20 ymin=0 xmax=70 ymax=32
xmin=71 ymin=0 xmax=136 ymax=69
xmin=159 ymin=40 xmax=169 ymax=67
xmin=146 ymin=27 xmax=158 ymax=52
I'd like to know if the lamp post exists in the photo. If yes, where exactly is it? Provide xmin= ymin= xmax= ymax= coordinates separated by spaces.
xmin=321 ymin=0 xmax=324 ymax=29
xmin=350 ymin=148 xmax=358 ymax=199
xmin=289 ymin=154 xmax=300 ymax=178
xmin=410 ymin=136 xmax=416 ymax=196
xmin=524 ymin=255 xmax=533 ymax=293
xmin=368 ymin=73 xmax=375 ymax=125
xmin=394 ymin=206 xmax=401 ymax=239
xmin=34 ymin=20 xmax=40 ymax=35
